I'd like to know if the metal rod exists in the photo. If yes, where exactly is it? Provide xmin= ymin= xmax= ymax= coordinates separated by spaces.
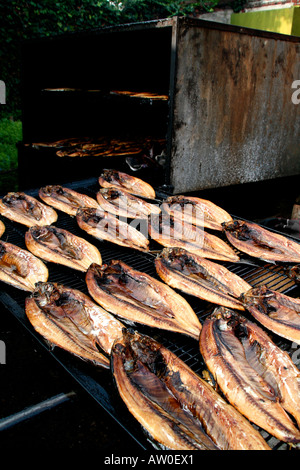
xmin=0 ymin=391 xmax=76 ymax=431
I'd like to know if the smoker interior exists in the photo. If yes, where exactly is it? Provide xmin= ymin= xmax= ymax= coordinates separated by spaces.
xmin=18 ymin=21 xmax=173 ymax=189
xmin=0 ymin=176 xmax=300 ymax=450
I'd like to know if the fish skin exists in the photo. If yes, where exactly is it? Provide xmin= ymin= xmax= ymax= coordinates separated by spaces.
xmin=0 ymin=220 xmax=5 ymax=237
xmin=155 ymin=247 xmax=250 ymax=310
xmin=112 ymin=329 xmax=270 ymax=450
xmin=241 ymin=285 xmax=300 ymax=344
xmin=39 ymin=185 xmax=100 ymax=217
xmin=149 ymin=213 xmax=239 ymax=262
xmin=99 ymin=169 xmax=156 ymax=199
xmin=76 ymin=207 xmax=149 ymax=252
xmin=288 ymin=264 xmax=300 ymax=283
xmin=199 ymin=307 xmax=300 ymax=446
xmin=96 ymin=187 xmax=160 ymax=219
xmin=25 ymin=225 xmax=102 ymax=272
xmin=86 ymin=260 xmax=202 ymax=340
xmin=0 ymin=240 xmax=48 ymax=291
xmin=162 ymin=195 xmax=232 ymax=231
xmin=223 ymin=219 xmax=300 ymax=262
xmin=25 ymin=282 xmax=125 ymax=368
xmin=0 ymin=192 xmax=57 ymax=227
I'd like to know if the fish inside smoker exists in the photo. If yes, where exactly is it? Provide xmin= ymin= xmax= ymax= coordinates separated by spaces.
xmin=25 ymin=225 xmax=102 ymax=272
xmin=25 ymin=282 xmax=125 ymax=368
xmin=39 ymin=185 xmax=100 ymax=216
xmin=85 ymin=260 xmax=202 ymax=340
xmin=76 ymin=207 xmax=149 ymax=252
xmin=111 ymin=329 xmax=271 ymax=450
xmin=98 ymin=169 xmax=156 ymax=199
xmin=0 ymin=192 xmax=58 ymax=227
xmin=96 ymin=187 xmax=161 ymax=219
xmin=149 ymin=213 xmax=239 ymax=262
xmin=162 ymin=195 xmax=232 ymax=231
xmin=240 ymin=285 xmax=300 ymax=344
xmin=199 ymin=307 xmax=300 ymax=446
xmin=155 ymin=247 xmax=251 ymax=310
xmin=223 ymin=219 xmax=300 ymax=262
xmin=0 ymin=240 xmax=48 ymax=291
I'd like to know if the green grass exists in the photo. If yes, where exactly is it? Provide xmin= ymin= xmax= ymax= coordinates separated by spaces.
xmin=0 ymin=118 xmax=22 ymax=193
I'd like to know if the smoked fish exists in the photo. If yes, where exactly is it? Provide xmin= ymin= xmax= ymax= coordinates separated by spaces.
xmin=0 ymin=192 xmax=57 ymax=227
xmin=200 ymin=307 xmax=300 ymax=446
xmin=96 ymin=187 xmax=160 ymax=219
xmin=162 ymin=195 xmax=232 ymax=231
xmin=155 ymin=248 xmax=251 ymax=310
xmin=39 ymin=185 xmax=99 ymax=217
xmin=223 ymin=219 xmax=300 ymax=263
xmin=149 ymin=213 xmax=239 ymax=262
xmin=25 ymin=282 xmax=125 ymax=368
xmin=0 ymin=240 xmax=48 ymax=291
xmin=86 ymin=260 xmax=202 ymax=340
xmin=0 ymin=220 xmax=5 ymax=237
xmin=241 ymin=285 xmax=300 ymax=344
xmin=112 ymin=329 xmax=271 ymax=450
xmin=76 ymin=207 xmax=149 ymax=252
xmin=25 ymin=225 xmax=102 ymax=272
xmin=99 ymin=169 xmax=156 ymax=199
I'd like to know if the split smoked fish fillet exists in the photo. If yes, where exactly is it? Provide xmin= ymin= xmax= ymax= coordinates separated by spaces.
xmin=86 ymin=260 xmax=202 ymax=340
xmin=25 ymin=225 xmax=102 ymax=272
xmin=76 ymin=207 xmax=149 ymax=252
xmin=223 ymin=219 xmax=300 ymax=262
xmin=39 ymin=185 xmax=99 ymax=216
xmin=162 ymin=195 xmax=232 ymax=231
xmin=0 ymin=220 xmax=5 ymax=237
xmin=241 ymin=285 xmax=300 ymax=344
xmin=155 ymin=247 xmax=251 ymax=310
xmin=25 ymin=282 xmax=125 ymax=368
xmin=99 ymin=169 xmax=156 ymax=199
xmin=112 ymin=329 xmax=270 ymax=450
xmin=0 ymin=192 xmax=57 ymax=227
xmin=0 ymin=240 xmax=48 ymax=291
xmin=96 ymin=187 xmax=160 ymax=219
xmin=149 ymin=213 xmax=239 ymax=262
xmin=200 ymin=307 xmax=300 ymax=447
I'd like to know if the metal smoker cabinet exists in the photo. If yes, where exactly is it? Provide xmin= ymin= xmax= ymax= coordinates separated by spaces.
xmin=19 ymin=16 xmax=300 ymax=193
xmin=168 ymin=17 xmax=300 ymax=193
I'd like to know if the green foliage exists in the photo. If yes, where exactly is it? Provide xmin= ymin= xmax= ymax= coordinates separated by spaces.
xmin=0 ymin=119 xmax=22 ymax=193
xmin=0 ymin=119 xmax=22 ymax=171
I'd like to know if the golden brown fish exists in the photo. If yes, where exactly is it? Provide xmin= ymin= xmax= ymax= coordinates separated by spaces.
xmin=149 ymin=213 xmax=239 ymax=262
xmin=39 ymin=185 xmax=99 ymax=216
xmin=200 ymin=307 xmax=300 ymax=446
xmin=155 ymin=248 xmax=251 ymax=310
xmin=0 ymin=219 xmax=5 ymax=237
xmin=240 ymin=285 xmax=300 ymax=344
xmin=223 ymin=219 xmax=300 ymax=263
xmin=0 ymin=192 xmax=57 ymax=227
xmin=162 ymin=195 xmax=232 ymax=231
xmin=25 ymin=225 xmax=102 ymax=272
xmin=99 ymin=169 xmax=156 ymax=199
xmin=25 ymin=282 xmax=125 ymax=368
xmin=76 ymin=207 xmax=149 ymax=252
xmin=0 ymin=240 xmax=48 ymax=291
xmin=96 ymin=187 xmax=160 ymax=219
xmin=86 ymin=260 xmax=201 ymax=340
xmin=288 ymin=264 xmax=300 ymax=283
xmin=112 ymin=329 xmax=271 ymax=450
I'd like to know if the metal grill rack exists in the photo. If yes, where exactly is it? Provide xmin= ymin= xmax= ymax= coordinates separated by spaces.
xmin=0 ymin=177 xmax=299 ymax=450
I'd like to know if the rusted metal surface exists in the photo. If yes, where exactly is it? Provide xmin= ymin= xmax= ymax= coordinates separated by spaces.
xmin=169 ymin=17 xmax=300 ymax=193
